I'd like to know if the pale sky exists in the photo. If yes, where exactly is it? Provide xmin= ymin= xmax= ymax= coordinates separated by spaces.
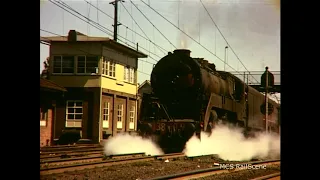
xmin=40 ymin=0 xmax=280 ymax=88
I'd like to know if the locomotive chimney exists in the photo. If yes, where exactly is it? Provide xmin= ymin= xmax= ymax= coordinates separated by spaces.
xmin=173 ymin=49 xmax=191 ymax=57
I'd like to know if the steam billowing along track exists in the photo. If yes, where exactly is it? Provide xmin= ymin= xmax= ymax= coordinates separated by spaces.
xmin=138 ymin=49 xmax=280 ymax=153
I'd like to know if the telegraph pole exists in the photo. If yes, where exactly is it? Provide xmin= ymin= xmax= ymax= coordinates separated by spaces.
xmin=224 ymin=46 xmax=228 ymax=71
xmin=260 ymin=66 xmax=274 ymax=133
xmin=110 ymin=0 xmax=124 ymax=42
xmin=265 ymin=67 xmax=269 ymax=133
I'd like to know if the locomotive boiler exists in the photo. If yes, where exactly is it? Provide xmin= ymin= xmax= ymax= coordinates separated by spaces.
xmin=137 ymin=49 xmax=280 ymax=153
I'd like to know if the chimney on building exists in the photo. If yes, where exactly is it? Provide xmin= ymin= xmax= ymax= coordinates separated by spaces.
xmin=68 ymin=30 xmax=77 ymax=42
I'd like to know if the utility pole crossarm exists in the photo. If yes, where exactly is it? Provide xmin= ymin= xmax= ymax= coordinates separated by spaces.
xmin=110 ymin=0 xmax=125 ymax=42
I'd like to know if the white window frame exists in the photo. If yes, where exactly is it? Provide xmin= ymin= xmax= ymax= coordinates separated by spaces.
xmin=102 ymin=102 xmax=110 ymax=128
xmin=65 ymin=100 xmax=83 ymax=128
xmin=102 ymin=57 xmax=116 ymax=78
xmin=124 ymin=66 xmax=135 ymax=84
xmin=40 ymin=107 xmax=48 ymax=127
xmin=117 ymin=104 xmax=123 ymax=129
xmin=52 ymin=55 xmax=75 ymax=74
xmin=129 ymin=105 xmax=135 ymax=130
xmin=77 ymin=55 xmax=99 ymax=74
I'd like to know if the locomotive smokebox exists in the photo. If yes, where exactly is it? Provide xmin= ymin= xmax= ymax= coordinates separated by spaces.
xmin=173 ymin=49 xmax=191 ymax=57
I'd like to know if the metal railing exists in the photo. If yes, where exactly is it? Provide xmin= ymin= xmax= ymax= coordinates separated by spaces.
xmin=229 ymin=71 xmax=280 ymax=85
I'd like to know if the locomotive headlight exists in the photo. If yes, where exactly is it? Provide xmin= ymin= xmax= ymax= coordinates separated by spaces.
xmin=175 ymin=73 xmax=194 ymax=88
xmin=187 ymin=73 xmax=195 ymax=87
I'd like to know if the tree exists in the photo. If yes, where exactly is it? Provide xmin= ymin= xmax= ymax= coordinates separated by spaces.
xmin=41 ymin=57 xmax=50 ymax=79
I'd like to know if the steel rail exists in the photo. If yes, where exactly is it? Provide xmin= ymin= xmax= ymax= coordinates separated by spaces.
xmin=147 ymin=159 xmax=280 ymax=180
xmin=250 ymin=172 xmax=281 ymax=180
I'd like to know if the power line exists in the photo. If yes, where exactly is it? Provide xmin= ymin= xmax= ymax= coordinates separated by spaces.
xmin=140 ymin=0 xmax=259 ymax=84
xmin=129 ymin=0 xmax=177 ymax=50
xmin=52 ymin=0 xmax=113 ymax=35
xmin=40 ymin=29 xmax=151 ymax=76
xmin=199 ymin=0 xmax=259 ymax=84
xmin=119 ymin=1 xmax=167 ymax=55
xmin=50 ymin=0 xmax=159 ymax=63
xmin=140 ymin=0 xmax=277 ymax=5
xmin=62 ymin=0 xmax=160 ymax=62
xmin=83 ymin=0 xmax=168 ymax=55
xmin=139 ymin=0 xmax=246 ymax=77
xmin=47 ymin=0 xmax=262 ymax=84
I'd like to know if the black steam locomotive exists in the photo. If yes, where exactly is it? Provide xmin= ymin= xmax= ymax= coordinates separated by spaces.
xmin=137 ymin=49 xmax=280 ymax=153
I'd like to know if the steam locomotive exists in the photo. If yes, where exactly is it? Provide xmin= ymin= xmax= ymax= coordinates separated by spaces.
xmin=137 ymin=49 xmax=280 ymax=153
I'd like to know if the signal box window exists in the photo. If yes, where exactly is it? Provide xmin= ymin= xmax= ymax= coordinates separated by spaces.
xmin=102 ymin=102 xmax=110 ymax=128
xmin=129 ymin=105 xmax=135 ymax=130
xmin=124 ymin=66 xmax=135 ymax=83
xmin=77 ymin=56 xmax=98 ymax=74
xmin=66 ymin=101 xmax=83 ymax=128
xmin=117 ymin=104 xmax=123 ymax=129
xmin=53 ymin=56 xmax=75 ymax=74
xmin=102 ymin=57 xmax=116 ymax=77
xmin=40 ymin=107 xmax=48 ymax=126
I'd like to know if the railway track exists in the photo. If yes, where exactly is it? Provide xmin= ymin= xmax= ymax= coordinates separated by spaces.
xmin=250 ymin=172 xmax=280 ymax=180
xmin=147 ymin=159 xmax=280 ymax=180
xmin=40 ymin=153 xmax=215 ymax=176
xmin=40 ymin=144 xmax=102 ymax=152
xmin=40 ymin=144 xmax=104 ymax=161
xmin=40 ymin=152 xmax=146 ymax=167
xmin=40 ymin=147 xmax=103 ymax=156
xmin=40 ymin=151 xmax=104 ymax=160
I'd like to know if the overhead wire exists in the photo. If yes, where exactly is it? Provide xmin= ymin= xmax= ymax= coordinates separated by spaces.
xmin=199 ymin=0 xmax=259 ymax=84
xmin=139 ymin=0 xmax=259 ymax=84
xmin=83 ymin=0 xmax=168 ymax=55
xmin=50 ymin=0 xmax=110 ymax=36
xmin=51 ymin=0 xmax=159 ymax=63
xmin=47 ymin=0 xmax=264 ymax=84
xmin=139 ymin=2 xmax=241 ymax=73
xmin=129 ymin=0 xmax=177 ymax=50
xmin=119 ymin=1 xmax=167 ymax=55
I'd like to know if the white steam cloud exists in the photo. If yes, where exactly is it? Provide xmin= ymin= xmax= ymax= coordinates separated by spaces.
xmin=176 ymin=1 xmax=210 ymax=49
xmin=184 ymin=124 xmax=280 ymax=161
xmin=104 ymin=133 xmax=164 ymax=156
